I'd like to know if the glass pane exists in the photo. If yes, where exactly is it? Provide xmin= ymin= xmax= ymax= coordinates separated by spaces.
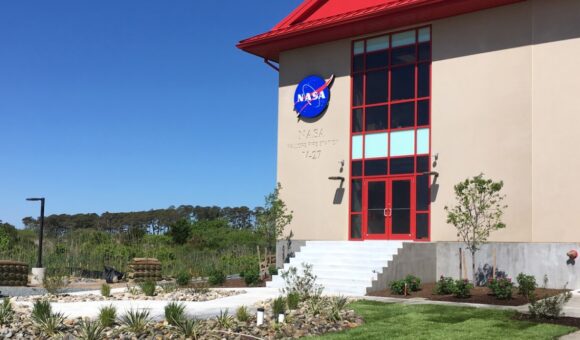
xmin=416 ymin=213 xmax=429 ymax=239
xmin=351 ymin=179 xmax=362 ymax=212
xmin=391 ymin=102 xmax=415 ymax=129
xmin=353 ymin=54 xmax=364 ymax=72
xmin=416 ymin=156 xmax=430 ymax=173
xmin=418 ymin=63 xmax=430 ymax=98
xmin=366 ymin=106 xmax=388 ymax=131
xmin=392 ymin=180 xmax=411 ymax=234
xmin=367 ymin=35 xmax=389 ymax=52
xmin=352 ymin=108 xmax=363 ymax=132
xmin=352 ymin=135 xmax=363 ymax=159
xmin=352 ymin=160 xmax=362 ymax=177
xmin=366 ymin=70 xmax=388 ymax=104
xmin=417 ymin=175 xmax=430 ymax=211
xmin=353 ymin=73 xmax=364 ymax=106
xmin=418 ymin=27 xmax=430 ymax=43
xmin=391 ymin=65 xmax=415 ymax=101
xmin=368 ymin=181 xmax=386 ymax=234
xmin=353 ymin=40 xmax=365 ymax=55
xmin=418 ymin=100 xmax=430 ymax=126
xmin=391 ymin=45 xmax=416 ymax=66
xmin=365 ymin=132 xmax=388 ymax=158
xmin=417 ymin=128 xmax=429 ymax=154
xmin=365 ymin=159 xmax=388 ymax=176
xmin=390 ymin=130 xmax=414 ymax=156
xmin=366 ymin=50 xmax=388 ymax=69
xmin=390 ymin=157 xmax=414 ymax=174
xmin=418 ymin=42 xmax=431 ymax=62
xmin=351 ymin=215 xmax=362 ymax=239
xmin=392 ymin=30 xmax=415 ymax=47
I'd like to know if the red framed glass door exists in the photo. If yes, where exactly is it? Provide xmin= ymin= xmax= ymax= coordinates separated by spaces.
xmin=363 ymin=176 xmax=415 ymax=240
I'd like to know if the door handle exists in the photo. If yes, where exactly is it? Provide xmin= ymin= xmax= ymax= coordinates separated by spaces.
xmin=384 ymin=208 xmax=392 ymax=217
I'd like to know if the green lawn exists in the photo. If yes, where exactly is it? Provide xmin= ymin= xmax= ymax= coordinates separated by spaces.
xmin=314 ymin=300 xmax=576 ymax=340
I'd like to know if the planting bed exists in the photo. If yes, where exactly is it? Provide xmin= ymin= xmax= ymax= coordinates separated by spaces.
xmin=368 ymin=282 xmax=567 ymax=306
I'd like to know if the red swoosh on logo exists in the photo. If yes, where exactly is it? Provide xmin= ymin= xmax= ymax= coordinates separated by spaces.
xmin=296 ymin=74 xmax=335 ymax=115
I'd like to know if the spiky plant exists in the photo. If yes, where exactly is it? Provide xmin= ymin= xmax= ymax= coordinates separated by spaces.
xmin=164 ymin=301 xmax=186 ymax=326
xmin=0 ymin=298 xmax=14 ymax=325
xmin=272 ymin=296 xmax=286 ymax=316
xmin=77 ymin=318 xmax=105 ymax=340
xmin=139 ymin=280 xmax=157 ymax=297
xmin=215 ymin=309 xmax=233 ymax=329
xmin=31 ymin=300 xmax=65 ymax=336
xmin=235 ymin=305 xmax=250 ymax=322
xmin=119 ymin=308 xmax=151 ymax=333
xmin=173 ymin=317 xmax=200 ymax=339
xmin=329 ymin=295 xmax=349 ymax=321
xmin=98 ymin=305 xmax=117 ymax=328
xmin=100 ymin=284 xmax=111 ymax=297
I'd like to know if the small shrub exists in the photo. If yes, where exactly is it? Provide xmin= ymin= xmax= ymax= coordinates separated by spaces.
xmin=100 ymin=283 xmax=111 ymax=297
xmin=389 ymin=279 xmax=407 ymax=295
xmin=488 ymin=277 xmax=514 ymax=300
xmin=235 ymin=305 xmax=250 ymax=322
xmin=268 ymin=265 xmax=278 ymax=276
xmin=434 ymin=276 xmax=456 ymax=295
xmin=517 ymin=273 xmax=537 ymax=299
xmin=188 ymin=282 xmax=210 ymax=295
xmin=208 ymin=269 xmax=226 ymax=286
xmin=161 ymin=283 xmax=177 ymax=294
xmin=176 ymin=271 xmax=192 ymax=286
xmin=0 ymin=298 xmax=14 ymax=325
xmin=43 ymin=271 xmax=68 ymax=295
xmin=126 ymin=284 xmax=139 ymax=295
xmin=77 ymin=318 xmax=105 ymax=340
xmin=529 ymin=275 xmax=572 ymax=319
xmin=280 ymin=263 xmax=324 ymax=300
xmin=305 ymin=295 xmax=327 ymax=316
xmin=119 ymin=308 xmax=151 ymax=333
xmin=173 ymin=318 xmax=200 ymax=339
xmin=31 ymin=300 xmax=65 ymax=336
xmin=98 ymin=305 xmax=117 ymax=328
xmin=329 ymin=295 xmax=348 ymax=321
xmin=272 ymin=296 xmax=286 ymax=316
xmin=165 ymin=301 xmax=186 ymax=326
xmin=215 ymin=309 xmax=233 ymax=329
xmin=139 ymin=280 xmax=157 ymax=296
xmin=243 ymin=267 xmax=261 ymax=287
xmin=405 ymin=275 xmax=421 ymax=292
xmin=453 ymin=279 xmax=473 ymax=298
xmin=286 ymin=292 xmax=300 ymax=310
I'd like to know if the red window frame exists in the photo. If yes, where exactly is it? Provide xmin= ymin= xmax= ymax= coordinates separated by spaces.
xmin=349 ymin=25 xmax=432 ymax=242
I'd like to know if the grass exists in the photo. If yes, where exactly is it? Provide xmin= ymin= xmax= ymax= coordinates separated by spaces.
xmin=313 ymin=301 xmax=577 ymax=340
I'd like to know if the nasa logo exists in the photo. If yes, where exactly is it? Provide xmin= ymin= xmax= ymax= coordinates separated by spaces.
xmin=294 ymin=74 xmax=334 ymax=119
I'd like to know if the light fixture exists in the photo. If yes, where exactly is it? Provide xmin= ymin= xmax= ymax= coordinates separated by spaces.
xmin=256 ymin=307 xmax=264 ymax=326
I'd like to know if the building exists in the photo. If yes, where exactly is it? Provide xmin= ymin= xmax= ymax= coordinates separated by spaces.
xmin=238 ymin=0 xmax=580 ymax=294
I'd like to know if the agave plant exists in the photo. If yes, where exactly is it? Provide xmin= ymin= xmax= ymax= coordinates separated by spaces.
xmin=77 ymin=318 xmax=105 ymax=340
xmin=0 ymin=298 xmax=14 ymax=325
xmin=31 ymin=300 xmax=65 ymax=336
xmin=98 ymin=305 xmax=117 ymax=328
xmin=173 ymin=318 xmax=201 ymax=339
xmin=215 ymin=309 xmax=233 ymax=329
xmin=119 ymin=308 xmax=151 ymax=333
xmin=164 ymin=301 xmax=186 ymax=326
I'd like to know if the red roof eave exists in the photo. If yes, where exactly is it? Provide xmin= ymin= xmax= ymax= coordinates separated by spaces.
xmin=237 ymin=0 xmax=524 ymax=62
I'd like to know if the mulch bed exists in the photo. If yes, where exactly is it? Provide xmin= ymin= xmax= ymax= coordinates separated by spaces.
xmin=513 ymin=313 xmax=580 ymax=328
xmin=368 ymin=282 xmax=567 ymax=306
xmin=217 ymin=277 xmax=267 ymax=288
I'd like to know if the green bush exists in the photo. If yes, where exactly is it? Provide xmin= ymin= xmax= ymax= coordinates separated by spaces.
xmin=453 ymin=279 xmax=473 ymax=298
xmin=243 ymin=267 xmax=261 ymax=286
xmin=272 ymin=296 xmax=286 ymax=316
xmin=139 ymin=280 xmax=157 ymax=296
xmin=529 ymin=275 xmax=572 ymax=319
xmin=516 ymin=273 xmax=537 ymax=299
xmin=43 ymin=271 xmax=68 ymax=295
xmin=389 ymin=279 xmax=407 ymax=295
xmin=165 ymin=302 xmax=186 ymax=326
xmin=405 ymin=275 xmax=421 ymax=292
xmin=100 ymin=283 xmax=111 ymax=297
xmin=208 ymin=269 xmax=226 ymax=286
xmin=434 ymin=276 xmax=456 ymax=295
xmin=488 ymin=278 xmax=514 ymax=300
xmin=268 ymin=265 xmax=278 ymax=276
xmin=235 ymin=305 xmax=250 ymax=322
xmin=286 ymin=292 xmax=300 ymax=310
xmin=176 ymin=271 xmax=192 ymax=286
xmin=98 ymin=305 xmax=116 ymax=328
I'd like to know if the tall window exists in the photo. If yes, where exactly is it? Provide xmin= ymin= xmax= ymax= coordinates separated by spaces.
xmin=350 ymin=26 xmax=432 ymax=240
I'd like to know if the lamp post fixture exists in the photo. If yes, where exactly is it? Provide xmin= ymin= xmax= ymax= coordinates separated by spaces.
xmin=26 ymin=197 xmax=45 ymax=267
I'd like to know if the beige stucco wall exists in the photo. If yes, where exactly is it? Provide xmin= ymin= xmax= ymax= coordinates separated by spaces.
xmin=276 ymin=0 xmax=580 ymax=242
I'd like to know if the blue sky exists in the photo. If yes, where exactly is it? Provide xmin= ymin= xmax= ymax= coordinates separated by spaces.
xmin=0 ymin=0 xmax=302 ymax=227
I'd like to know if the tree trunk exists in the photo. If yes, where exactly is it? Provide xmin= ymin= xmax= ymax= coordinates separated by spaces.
xmin=471 ymin=251 xmax=476 ymax=284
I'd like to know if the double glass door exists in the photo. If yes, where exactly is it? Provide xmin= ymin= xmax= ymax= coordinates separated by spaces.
xmin=363 ymin=176 xmax=415 ymax=240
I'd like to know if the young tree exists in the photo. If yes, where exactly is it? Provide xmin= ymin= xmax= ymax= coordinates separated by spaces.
xmin=445 ymin=174 xmax=507 ymax=283
xmin=256 ymin=183 xmax=293 ymax=251
xmin=169 ymin=219 xmax=192 ymax=245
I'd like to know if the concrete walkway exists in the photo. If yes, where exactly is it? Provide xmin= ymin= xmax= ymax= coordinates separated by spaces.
xmin=14 ymin=287 xmax=280 ymax=320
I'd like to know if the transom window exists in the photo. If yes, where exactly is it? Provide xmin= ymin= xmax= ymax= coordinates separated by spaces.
xmin=350 ymin=26 xmax=432 ymax=241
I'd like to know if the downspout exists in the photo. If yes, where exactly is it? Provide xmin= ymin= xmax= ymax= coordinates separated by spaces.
xmin=264 ymin=58 xmax=279 ymax=72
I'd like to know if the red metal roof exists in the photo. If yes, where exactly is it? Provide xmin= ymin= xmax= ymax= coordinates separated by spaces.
xmin=237 ymin=0 xmax=524 ymax=62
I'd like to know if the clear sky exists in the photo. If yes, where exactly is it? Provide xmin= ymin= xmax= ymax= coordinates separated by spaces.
xmin=0 ymin=0 xmax=302 ymax=227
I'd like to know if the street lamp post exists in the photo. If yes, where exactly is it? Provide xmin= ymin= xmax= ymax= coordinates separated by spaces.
xmin=26 ymin=197 xmax=45 ymax=284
